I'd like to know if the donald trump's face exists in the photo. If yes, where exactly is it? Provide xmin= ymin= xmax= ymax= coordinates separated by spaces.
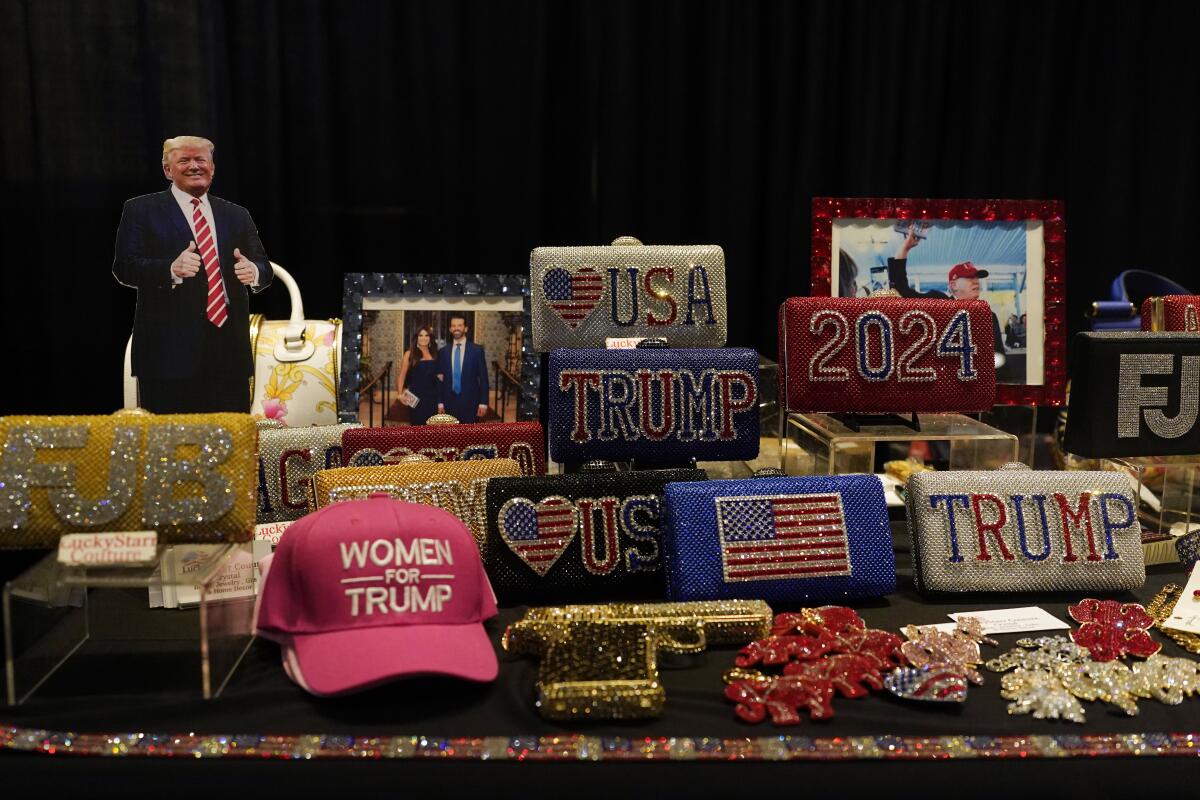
xmin=163 ymin=146 xmax=214 ymax=197
xmin=949 ymin=277 xmax=981 ymax=301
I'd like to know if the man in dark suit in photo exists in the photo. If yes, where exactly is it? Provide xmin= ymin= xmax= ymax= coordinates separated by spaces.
xmin=437 ymin=315 xmax=489 ymax=423
xmin=113 ymin=135 xmax=273 ymax=413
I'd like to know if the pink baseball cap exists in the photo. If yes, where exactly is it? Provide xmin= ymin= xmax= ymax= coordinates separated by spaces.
xmin=255 ymin=495 xmax=499 ymax=696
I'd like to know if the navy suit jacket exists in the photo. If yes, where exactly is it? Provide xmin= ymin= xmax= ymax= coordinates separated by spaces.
xmin=113 ymin=190 xmax=272 ymax=380
xmin=437 ymin=340 xmax=489 ymax=413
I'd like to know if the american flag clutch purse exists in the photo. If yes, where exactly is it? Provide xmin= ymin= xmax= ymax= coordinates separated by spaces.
xmin=482 ymin=468 xmax=705 ymax=605
xmin=660 ymin=474 xmax=895 ymax=603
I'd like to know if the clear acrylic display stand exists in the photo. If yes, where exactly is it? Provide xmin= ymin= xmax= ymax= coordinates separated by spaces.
xmin=1108 ymin=456 xmax=1200 ymax=561
xmin=4 ymin=541 xmax=258 ymax=706
xmin=979 ymin=404 xmax=1038 ymax=467
xmin=782 ymin=412 xmax=1019 ymax=476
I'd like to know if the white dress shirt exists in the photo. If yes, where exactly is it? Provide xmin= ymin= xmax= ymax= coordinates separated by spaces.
xmin=169 ymin=184 xmax=257 ymax=288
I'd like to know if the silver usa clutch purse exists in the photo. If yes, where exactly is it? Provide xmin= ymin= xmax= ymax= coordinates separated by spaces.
xmin=530 ymin=236 xmax=727 ymax=351
xmin=906 ymin=464 xmax=1144 ymax=593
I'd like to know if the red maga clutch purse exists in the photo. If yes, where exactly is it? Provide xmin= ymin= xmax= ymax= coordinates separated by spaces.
xmin=341 ymin=420 xmax=546 ymax=476
xmin=778 ymin=296 xmax=996 ymax=414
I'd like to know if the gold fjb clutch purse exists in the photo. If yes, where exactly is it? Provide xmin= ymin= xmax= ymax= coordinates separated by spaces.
xmin=0 ymin=409 xmax=258 ymax=548
xmin=307 ymin=458 xmax=521 ymax=553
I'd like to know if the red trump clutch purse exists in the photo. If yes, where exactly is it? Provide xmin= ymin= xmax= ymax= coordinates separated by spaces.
xmin=778 ymin=296 xmax=996 ymax=414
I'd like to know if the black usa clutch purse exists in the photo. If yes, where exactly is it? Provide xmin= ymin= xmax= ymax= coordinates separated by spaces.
xmin=483 ymin=468 xmax=705 ymax=605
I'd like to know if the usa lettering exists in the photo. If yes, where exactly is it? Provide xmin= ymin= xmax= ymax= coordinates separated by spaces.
xmin=607 ymin=264 xmax=717 ymax=327
xmin=1117 ymin=353 xmax=1200 ymax=440
xmin=499 ymin=494 xmax=660 ymax=576
xmin=559 ymin=368 xmax=757 ymax=443
xmin=927 ymin=491 xmax=1135 ymax=564
xmin=339 ymin=537 xmax=455 ymax=616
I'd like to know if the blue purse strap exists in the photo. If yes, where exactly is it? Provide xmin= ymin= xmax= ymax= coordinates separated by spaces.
xmin=1087 ymin=270 xmax=1193 ymax=331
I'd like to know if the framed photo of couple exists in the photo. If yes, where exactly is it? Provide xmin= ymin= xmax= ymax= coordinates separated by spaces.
xmin=338 ymin=273 xmax=537 ymax=425
xmin=810 ymin=197 xmax=1066 ymax=406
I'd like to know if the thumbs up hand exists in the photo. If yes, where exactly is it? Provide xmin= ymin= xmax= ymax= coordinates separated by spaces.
xmin=171 ymin=241 xmax=201 ymax=279
xmin=233 ymin=247 xmax=258 ymax=285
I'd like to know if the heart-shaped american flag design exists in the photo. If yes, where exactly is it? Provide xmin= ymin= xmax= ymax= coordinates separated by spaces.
xmin=543 ymin=266 xmax=604 ymax=329
xmin=499 ymin=495 xmax=579 ymax=576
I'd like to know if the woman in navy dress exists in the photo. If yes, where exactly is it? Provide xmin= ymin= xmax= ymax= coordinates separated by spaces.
xmin=396 ymin=326 xmax=440 ymax=425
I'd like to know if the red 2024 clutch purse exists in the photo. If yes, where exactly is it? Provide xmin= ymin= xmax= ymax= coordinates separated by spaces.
xmin=778 ymin=296 xmax=996 ymax=414
xmin=341 ymin=420 xmax=546 ymax=476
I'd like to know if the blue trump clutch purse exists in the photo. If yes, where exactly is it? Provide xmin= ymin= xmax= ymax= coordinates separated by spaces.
xmin=661 ymin=474 xmax=895 ymax=603
xmin=547 ymin=347 xmax=760 ymax=464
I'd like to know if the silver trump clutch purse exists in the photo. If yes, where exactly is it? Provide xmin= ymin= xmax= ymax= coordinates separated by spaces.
xmin=905 ymin=464 xmax=1144 ymax=593
xmin=530 ymin=236 xmax=727 ymax=351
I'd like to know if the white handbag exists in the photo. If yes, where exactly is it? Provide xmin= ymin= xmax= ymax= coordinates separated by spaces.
xmin=123 ymin=263 xmax=342 ymax=426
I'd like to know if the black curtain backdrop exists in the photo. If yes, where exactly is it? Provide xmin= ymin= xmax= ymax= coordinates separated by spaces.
xmin=1 ymin=0 xmax=1198 ymax=414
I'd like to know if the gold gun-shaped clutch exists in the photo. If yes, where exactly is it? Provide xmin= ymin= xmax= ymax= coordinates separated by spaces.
xmin=503 ymin=600 xmax=772 ymax=720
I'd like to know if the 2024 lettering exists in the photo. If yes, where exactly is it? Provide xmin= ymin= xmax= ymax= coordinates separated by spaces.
xmin=808 ymin=308 xmax=978 ymax=383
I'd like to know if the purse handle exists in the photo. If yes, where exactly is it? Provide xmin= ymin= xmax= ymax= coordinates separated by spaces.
xmin=269 ymin=262 xmax=316 ymax=362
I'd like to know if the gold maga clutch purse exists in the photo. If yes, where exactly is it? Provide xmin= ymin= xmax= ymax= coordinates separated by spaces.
xmin=308 ymin=458 xmax=521 ymax=553
xmin=0 ymin=410 xmax=258 ymax=548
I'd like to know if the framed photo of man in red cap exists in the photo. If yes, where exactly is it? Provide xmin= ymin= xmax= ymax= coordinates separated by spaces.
xmin=810 ymin=198 xmax=1066 ymax=406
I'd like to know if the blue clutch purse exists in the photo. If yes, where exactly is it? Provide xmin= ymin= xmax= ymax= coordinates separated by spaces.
xmin=661 ymin=474 xmax=895 ymax=603
xmin=547 ymin=347 xmax=760 ymax=464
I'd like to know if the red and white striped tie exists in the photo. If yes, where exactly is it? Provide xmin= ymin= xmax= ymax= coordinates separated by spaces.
xmin=191 ymin=197 xmax=228 ymax=328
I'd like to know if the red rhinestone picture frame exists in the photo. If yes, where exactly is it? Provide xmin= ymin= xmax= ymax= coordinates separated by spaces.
xmin=810 ymin=198 xmax=1066 ymax=407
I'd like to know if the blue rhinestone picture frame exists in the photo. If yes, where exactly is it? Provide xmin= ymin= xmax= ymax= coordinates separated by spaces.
xmin=338 ymin=273 xmax=537 ymax=423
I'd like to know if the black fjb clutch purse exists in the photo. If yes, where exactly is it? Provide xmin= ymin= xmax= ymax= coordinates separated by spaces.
xmin=1064 ymin=332 xmax=1200 ymax=458
xmin=483 ymin=468 xmax=706 ymax=605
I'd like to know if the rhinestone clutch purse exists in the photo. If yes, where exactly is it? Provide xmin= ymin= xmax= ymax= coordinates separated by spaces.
xmin=906 ymin=464 xmax=1145 ymax=593
xmin=547 ymin=347 xmax=760 ymax=464
xmin=341 ymin=420 xmax=546 ymax=475
xmin=483 ymin=468 xmax=705 ymax=605
xmin=257 ymin=423 xmax=359 ymax=524
xmin=530 ymin=236 xmax=727 ymax=351
xmin=660 ymin=474 xmax=895 ymax=603
xmin=504 ymin=600 xmax=772 ymax=720
xmin=1063 ymin=332 xmax=1200 ymax=458
xmin=0 ymin=409 xmax=258 ymax=548
xmin=1141 ymin=295 xmax=1200 ymax=332
xmin=778 ymin=296 xmax=996 ymax=413
xmin=307 ymin=458 xmax=521 ymax=553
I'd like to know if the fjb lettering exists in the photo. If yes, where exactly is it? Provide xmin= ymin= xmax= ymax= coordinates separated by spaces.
xmin=339 ymin=537 xmax=455 ymax=616
xmin=1117 ymin=353 xmax=1200 ymax=440
xmin=0 ymin=423 xmax=235 ymax=529
xmin=559 ymin=368 xmax=757 ymax=443
xmin=927 ymin=492 xmax=1135 ymax=564
xmin=499 ymin=494 xmax=660 ymax=577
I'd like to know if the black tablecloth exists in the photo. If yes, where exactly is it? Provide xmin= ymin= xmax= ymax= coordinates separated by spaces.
xmin=3 ymin=544 xmax=1200 ymax=797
